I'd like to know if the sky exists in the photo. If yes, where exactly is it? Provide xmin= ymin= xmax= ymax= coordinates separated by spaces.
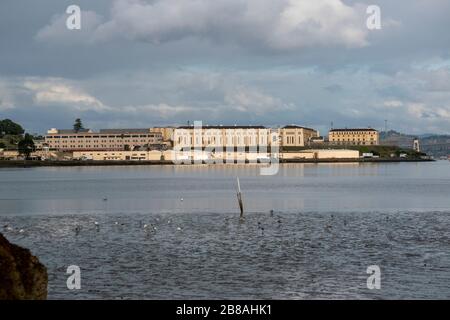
xmin=0 ymin=0 xmax=449 ymax=135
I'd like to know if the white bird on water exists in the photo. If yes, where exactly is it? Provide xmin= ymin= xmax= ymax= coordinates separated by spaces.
xmin=180 ymin=197 xmax=184 ymax=202
xmin=19 ymin=229 xmax=24 ymax=233
xmin=177 ymin=227 xmax=182 ymax=231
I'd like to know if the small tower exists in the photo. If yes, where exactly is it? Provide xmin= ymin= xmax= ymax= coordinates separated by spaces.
xmin=413 ymin=138 xmax=420 ymax=152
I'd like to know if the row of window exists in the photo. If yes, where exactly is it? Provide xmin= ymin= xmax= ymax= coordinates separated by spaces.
xmin=333 ymin=138 xmax=376 ymax=141
xmin=49 ymin=139 xmax=158 ymax=144
xmin=177 ymin=137 xmax=268 ymax=144
xmin=47 ymin=134 xmax=160 ymax=139
xmin=285 ymin=136 xmax=303 ymax=144
xmin=331 ymin=132 xmax=377 ymax=136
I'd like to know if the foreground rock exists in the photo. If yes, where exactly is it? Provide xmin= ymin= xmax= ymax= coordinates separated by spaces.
xmin=0 ymin=232 xmax=47 ymax=299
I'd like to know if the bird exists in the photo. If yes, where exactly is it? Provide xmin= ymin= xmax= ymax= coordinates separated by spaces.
xmin=180 ymin=198 xmax=184 ymax=202
xmin=143 ymin=224 xmax=148 ymax=229
xmin=114 ymin=221 xmax=119 ymax=225
xmin=19 ymin=229 xmax=25 ymax=234
xmin=103 ymin=197 xmax=108 ymax=201
xmin=177 ymin=227 xmax=182 ymax=231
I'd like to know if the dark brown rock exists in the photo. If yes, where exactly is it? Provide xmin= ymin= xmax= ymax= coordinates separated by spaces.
xmin=0 ymin=232 xmax=48 ymax=300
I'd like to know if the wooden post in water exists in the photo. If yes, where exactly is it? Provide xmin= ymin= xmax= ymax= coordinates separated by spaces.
xmin=236 ymin=177 xmax=244 ymax=219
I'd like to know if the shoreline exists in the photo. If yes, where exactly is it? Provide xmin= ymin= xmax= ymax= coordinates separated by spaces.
xmin=0 ymin=158 xmax=435 ymax=168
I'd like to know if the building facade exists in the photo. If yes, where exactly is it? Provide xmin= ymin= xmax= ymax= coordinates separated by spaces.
xmin=280 ymin=125 xmax=319 ymax=148
xmin=173 ymin=125 xmax=271 ymax=150
xmin=45 ymin=128 xmax=163 ymax=152
xmin=328 ymin=128 xmax=379 ymax=146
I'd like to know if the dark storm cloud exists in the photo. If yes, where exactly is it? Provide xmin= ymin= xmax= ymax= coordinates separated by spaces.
xmin=0 ymin=0 xmax=450 ymax=134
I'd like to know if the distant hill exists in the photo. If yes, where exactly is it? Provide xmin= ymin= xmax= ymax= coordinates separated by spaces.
xmin=380 ymin=130 xmax=416 ymax=149
xmin=380 ymin=130 xmax=450 ymax=157
xmin=420 ymin=135 xmax=450 ymax=157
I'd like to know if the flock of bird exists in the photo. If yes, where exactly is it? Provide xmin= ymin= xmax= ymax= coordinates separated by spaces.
xmin=3 ymin=195 xmax=288 ymax=237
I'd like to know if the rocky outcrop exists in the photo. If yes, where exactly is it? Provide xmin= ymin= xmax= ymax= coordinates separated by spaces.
xmin=0 ymin=232 xmax=47 ymax=300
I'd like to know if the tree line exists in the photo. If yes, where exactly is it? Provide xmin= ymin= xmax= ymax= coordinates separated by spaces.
xmin=1 ymin=118 xmax=86 ymax=159
xmin=0 ymin=119 xmax=24 ymax=136
xmin=0 ymin=119 xmax=34 ymax=159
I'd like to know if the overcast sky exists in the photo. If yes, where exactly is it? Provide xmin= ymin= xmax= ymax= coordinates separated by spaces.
xmin=1 ymin=0 xmax=449 ymax=135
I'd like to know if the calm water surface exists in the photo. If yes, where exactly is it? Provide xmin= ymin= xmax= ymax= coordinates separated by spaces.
xmin=1 ymin=161 xmax=450 ymax=299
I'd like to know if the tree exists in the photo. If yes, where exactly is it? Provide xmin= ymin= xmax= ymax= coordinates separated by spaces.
xmin=73 ymin=118 xmax=84 ymax=133
xmin=18 ymin=134 xmax=35 ymax=159
xmin=0 ymin=119 xmax=24 ymax=136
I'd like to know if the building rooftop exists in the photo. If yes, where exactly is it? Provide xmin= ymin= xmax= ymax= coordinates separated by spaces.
xmin=283 ymin=125 xmax=317 ymax=131
xmin=330 ymin=128 xmax=378 ymax=132
xmin=47 ymin=128 xmax=159 ymax=135
xmin=177 ymin=125 xmax=267 ymax=129
xmin=99 ymin=129 xmax=151 ymax=134
xmin=49 ymin=129 xmax=91 ymax=134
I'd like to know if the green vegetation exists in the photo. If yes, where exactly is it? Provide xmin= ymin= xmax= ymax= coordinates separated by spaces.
xmin=73 ymin=118 xmax=84 ymax=133
xmin=348 ymin=145 xmax=424 ymax=158
xmin=0 ymin=119 xmax=24 ymax=136
xmin=18 ymin=133 xmax=35 ymax=159
xmin=0 ymin=119 xmax=25 ymax=150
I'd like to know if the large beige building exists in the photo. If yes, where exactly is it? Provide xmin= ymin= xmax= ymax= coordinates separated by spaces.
xmin=45 ymin=128 xmax=163 ymax=152
xmin=45 ymin=123 xmax=321 ymax=153
xmin=329 ymin=128 xmax=379 ymax=146
xmin=152 ymin=127 xmax=175 ymax=145
xmin=173 ymin=125 xmax=271 ymax=150
xmin=279 ymin=125 xmax=319 ymax=148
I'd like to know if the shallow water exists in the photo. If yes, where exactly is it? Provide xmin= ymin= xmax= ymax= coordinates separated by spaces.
xmin=1 ymin=162 xmax=450 ymax=299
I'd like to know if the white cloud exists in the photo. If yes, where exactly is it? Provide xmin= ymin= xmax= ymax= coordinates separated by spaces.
xmin=23 ymin=78 xmax=106 ymax=110
xmin=120 ymin=103 xmax=209 ymax=119
xmin=0 ymin=79 xmax=16 ymax=111
xmin=37 ymin=0 xmax=369 ymax=50
xmin=407 ymin=102 xmax=450 ymax=120
xmin=383 ymin=100 xmax=404 ymax=108
xmin=225 ymin=86 xmax=292 ymax=114
xmin=35 ymin=11 xmax=104 ymax=44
